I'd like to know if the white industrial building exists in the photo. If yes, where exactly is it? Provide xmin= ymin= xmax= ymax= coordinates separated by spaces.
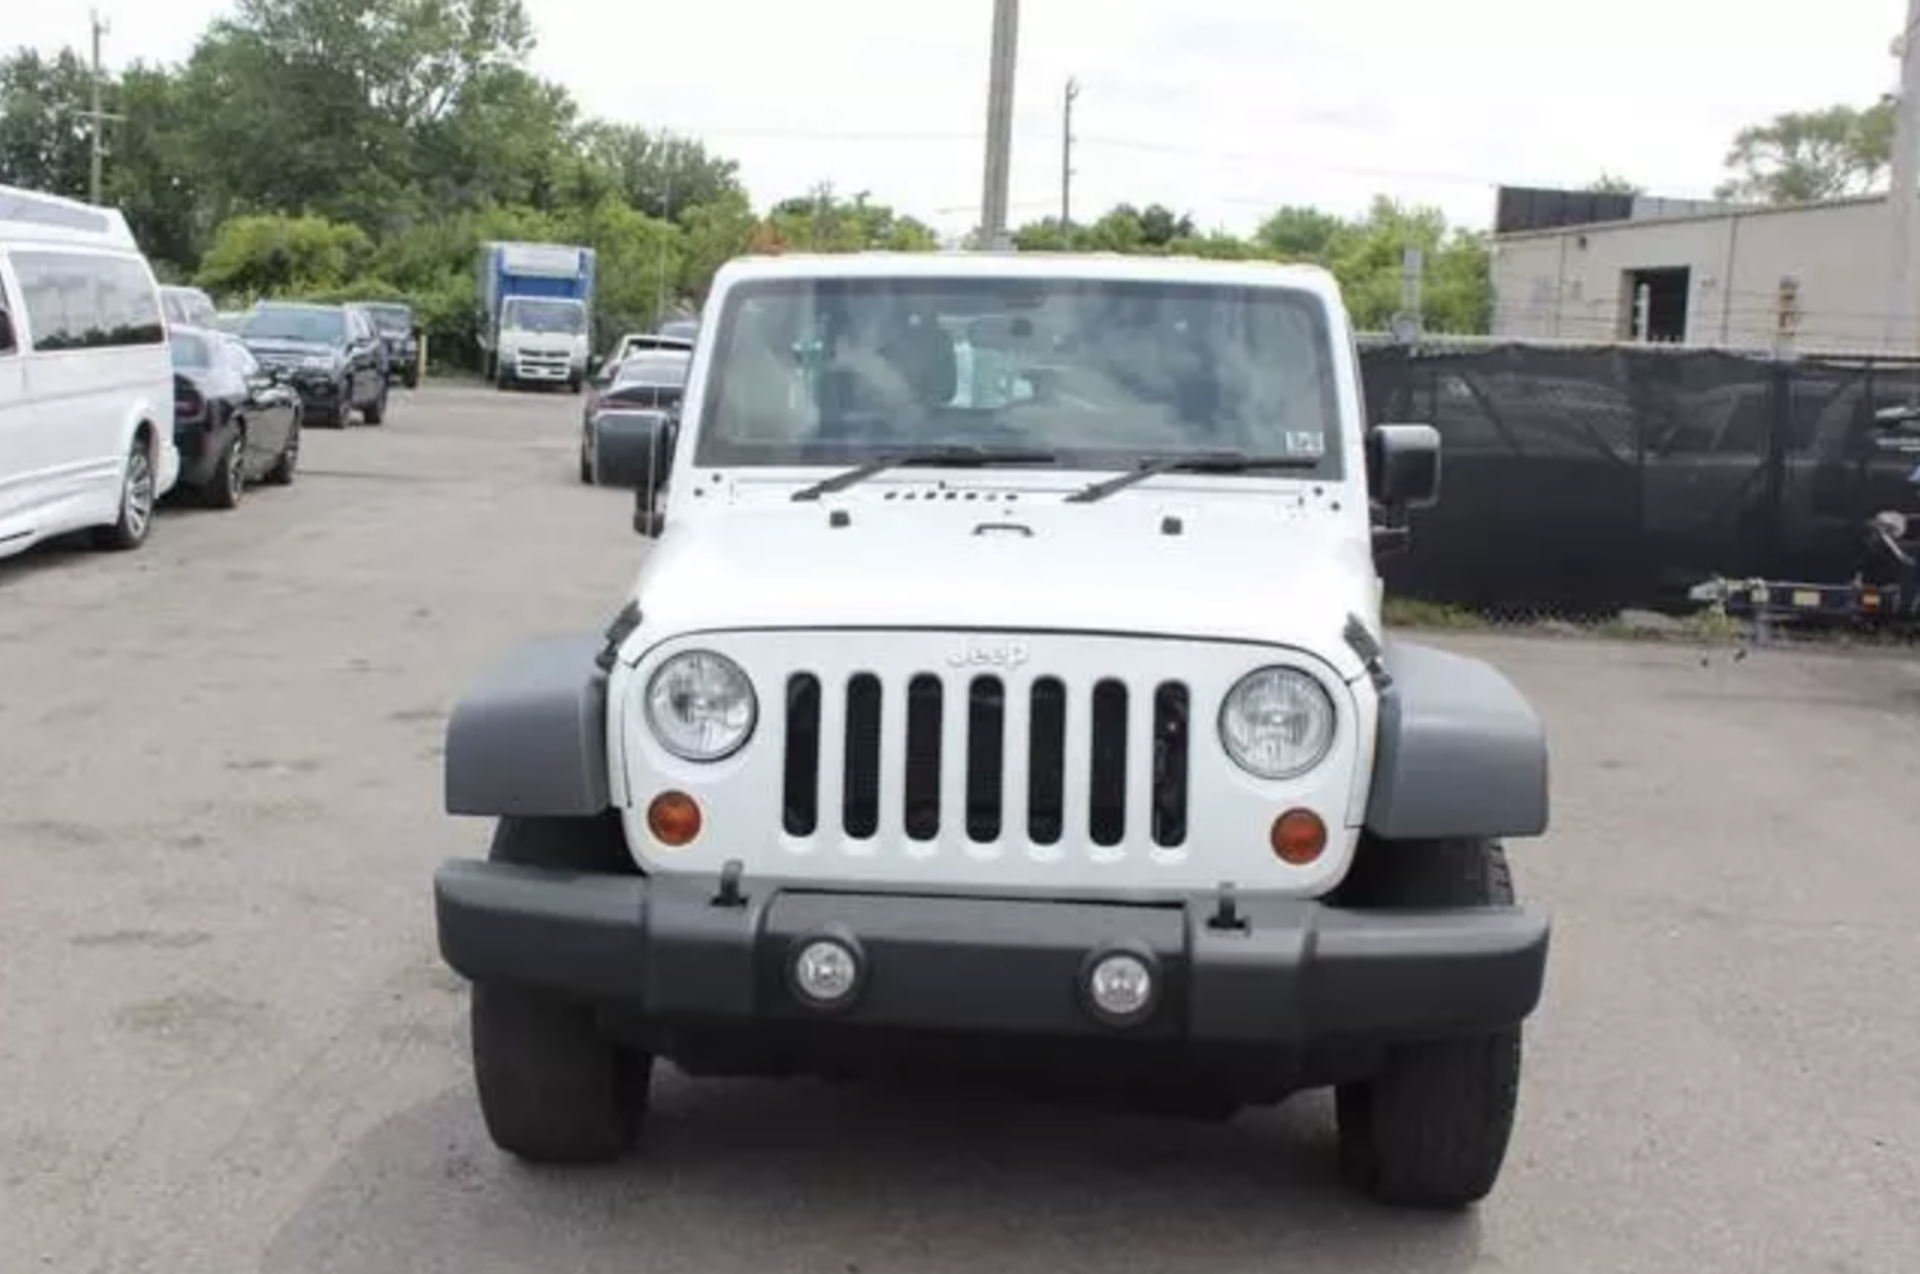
xmin=1488 ymin=189 xmax=1906 ymax=355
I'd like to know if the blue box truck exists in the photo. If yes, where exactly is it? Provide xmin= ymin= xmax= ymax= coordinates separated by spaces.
xmin=477 ymin=241 xmax=597 ymax=392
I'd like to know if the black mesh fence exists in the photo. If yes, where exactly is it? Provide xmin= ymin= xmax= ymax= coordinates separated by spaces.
xmin=1359 ymin=337 xmax=1920 ymax=622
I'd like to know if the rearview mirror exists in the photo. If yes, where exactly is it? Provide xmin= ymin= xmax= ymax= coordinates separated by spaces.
xmin=593 ymin=409 xmax=677 ymax=534
xmin=1367 ymin=423 xmax=1441 ymax=511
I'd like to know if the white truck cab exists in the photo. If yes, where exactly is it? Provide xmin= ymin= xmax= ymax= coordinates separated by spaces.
xmin=434 ymin=252 xmax=1552 ymax=1209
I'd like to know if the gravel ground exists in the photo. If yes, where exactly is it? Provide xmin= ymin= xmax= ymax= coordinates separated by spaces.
xmin=2 ymin=383 xmax=1917 ymax=1274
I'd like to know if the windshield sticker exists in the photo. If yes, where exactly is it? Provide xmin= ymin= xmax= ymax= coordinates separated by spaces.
xmin=1285 ymin=431 xmax=1325 ymax=457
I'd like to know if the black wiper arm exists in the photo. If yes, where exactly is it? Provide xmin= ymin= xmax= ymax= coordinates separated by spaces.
xmin=1063 ymin=451 xmax=1321 ymax=504
xmin=790 ymin=446 xmax=1059 ymax=501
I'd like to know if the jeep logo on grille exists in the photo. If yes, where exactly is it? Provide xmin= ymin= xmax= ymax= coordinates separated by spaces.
xmin=947 ymin=641 xmax=1030 ymax=669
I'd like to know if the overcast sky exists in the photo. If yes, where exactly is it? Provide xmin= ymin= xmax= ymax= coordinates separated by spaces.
xmin=12 ymin=0 xmax=1902 ymax=236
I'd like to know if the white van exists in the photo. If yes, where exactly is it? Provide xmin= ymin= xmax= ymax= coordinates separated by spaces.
xmin=0 ymin=184 xmax=179 ymax=563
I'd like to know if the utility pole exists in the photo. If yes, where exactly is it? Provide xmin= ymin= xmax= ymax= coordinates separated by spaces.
xmin=1887 ymin=0 xmax=1920 ymax=354
xmin=655 ymin=166 xmax=674 ymax=325
xmin=1060 ymin=77 xmax=1080 ymax=229
xmin=977 ymin=0 xmax=1020 ymax=250
xmin=80 ymin=10 xmax=125 ymax=205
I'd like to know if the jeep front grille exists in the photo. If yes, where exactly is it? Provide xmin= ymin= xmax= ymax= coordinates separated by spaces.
xmin=781 ymin=671 xmax=1191 ymax=850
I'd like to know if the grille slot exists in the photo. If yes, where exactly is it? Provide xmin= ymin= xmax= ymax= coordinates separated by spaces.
xmin=965 ymin=676 xmax=1006 ymax=842
xmin=1088 ymin=679 xmax=1129 ymax=846
xmin=1026 ymin=677 xmax=1066 ymax=844
xmin=842 ymin=673 xmax=883 ymax=837
xmin=902 ymin=674 xmax=943 ymax=841
xmin=776 ymin=669 xmax=1195 ymax=853
xmin=782 ymin=674 xmax=821 ymax=836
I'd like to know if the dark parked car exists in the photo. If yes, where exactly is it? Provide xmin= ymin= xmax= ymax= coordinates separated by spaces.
xmin=579 ymin=349 xmax=689 ymax=480
xmin=357 ymin=300 xmax=421 ymax=388
xmin=237 ymin=301 xmax=389 ymax=427
xmin=170 ymin=326 xmax=303 ymax=508
xmin=580 ymin=351 xmax=690 ymax=483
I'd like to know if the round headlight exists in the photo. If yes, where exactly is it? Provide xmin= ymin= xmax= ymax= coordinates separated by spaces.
xmin=644 ymin=650 xmax=757 ymax=761
xmin=1219 ymin=667 xmax=1336 ymax=779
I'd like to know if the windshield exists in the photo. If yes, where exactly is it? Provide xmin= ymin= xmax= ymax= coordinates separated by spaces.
xmin=692 ymin=276 xmax=1342 ymax=472
xmin=243 ymin=306 xmax=344 ymax=344
xmin=365 ymin=305 xmax=412 ymax=334
xmin=503 ymin=297 xmax=587 ymax=335
xmin=170 ymin=330 xmax=213 ymax=367
xmin=615 ymin=354 xmax=690 ymax=387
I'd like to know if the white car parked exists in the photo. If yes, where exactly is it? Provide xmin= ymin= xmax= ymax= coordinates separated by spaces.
xmin=0 ymin=184 xmax=178 ymax=563
xmin=434 ymin=251 xmax=1553 ymax=1209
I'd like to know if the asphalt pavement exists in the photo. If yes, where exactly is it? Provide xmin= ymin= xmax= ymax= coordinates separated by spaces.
xmin=2 ymin=383 xmax=1917 ymax=1274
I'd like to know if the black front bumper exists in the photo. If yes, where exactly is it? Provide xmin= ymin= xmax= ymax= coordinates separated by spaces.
xmin=434 ymin=862 xmax=1550 ymax=1046
xmin=287 ymin=374 xmax=348 ymax=419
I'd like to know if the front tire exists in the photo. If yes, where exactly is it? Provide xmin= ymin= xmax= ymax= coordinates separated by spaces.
xmin=1333 ymin=838 xmax=1524 ymax=1209
xmin=203 ymin=428 xmax=245 ymax=509
xmin=468 ymin=815 xmax=649 ymax=1163
xmin=265 ymin=412 xmax=301 ymax=486
xmin=363 ymin=382 xmax=387 ymax=426
xmin=471 ymin=982 xmax=651 ymax=1164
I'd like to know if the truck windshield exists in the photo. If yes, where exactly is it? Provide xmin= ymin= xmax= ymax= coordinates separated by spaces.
xmin=503 ymin=297 xmax=587 ymax=335
xmin=692 ymin=275 xmax=1342 ymax=474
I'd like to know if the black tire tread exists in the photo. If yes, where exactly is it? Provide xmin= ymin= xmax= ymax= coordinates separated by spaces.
xmin=467 ymin=815 xmax=648 ymax=1164
xmin=1334 ymin=837 xmax=1525 ymax=1209
xmin=265 ymin=416 xmax=300 ymax=485
xmin=470 ymin=980 xmax=647 ymax=1164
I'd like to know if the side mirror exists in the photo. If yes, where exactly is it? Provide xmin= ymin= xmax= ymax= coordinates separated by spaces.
xmin=593 ymin=409 xmax=677 ymax=534
xmin=589 ymin=353 xmax=605 ymax=374
xmin=1367 ymin=423 xmax=1442 ymax=511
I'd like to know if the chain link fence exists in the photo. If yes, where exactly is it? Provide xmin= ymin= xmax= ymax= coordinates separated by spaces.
xmin=1356 ymin=335 xmax=1920 ymax=644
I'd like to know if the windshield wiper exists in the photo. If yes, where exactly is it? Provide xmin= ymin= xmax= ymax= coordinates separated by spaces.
xmin=790 ymin=446 xmax=1059 ymax=501
xmin=1063 ymin=450 xmax=1322 ymax=504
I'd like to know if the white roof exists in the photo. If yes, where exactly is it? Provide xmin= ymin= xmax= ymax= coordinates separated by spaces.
xmin=712 ymin=250 xmax=1338 ymax=296
xmin=0 ymin=183 xmax=139 ymax=251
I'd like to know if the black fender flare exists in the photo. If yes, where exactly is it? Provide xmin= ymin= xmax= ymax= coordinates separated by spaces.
xmin=1363 ymin=639 xmax=1550 ymax=840
xmin=444 ymin=635 xmax=612 ymax=818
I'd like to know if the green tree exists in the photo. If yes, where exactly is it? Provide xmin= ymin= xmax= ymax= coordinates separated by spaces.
xmin=0 ymin=47 xmax=94 ymax=198
xmin=767 ymin=185 xmax=936 ymax=252
xmin=676 ymin=187 xmax=758 ymax=302
xmin=174 ymin=0 xmax=548 ymax=228
xmin=1586 ymin=172 xmax=1643 ymax=195
xmin=577 ymin=123 xmax=743 ymax=220
xmin=1251 ymin=206 xmax=1346 ymax=260
xmin=105 ymin=64 xmax=207 ymax=273
xmin=195 ymin=212 xmax=374 ymax=297
xmin=1715 ymin=101 xmax=1894 ymax=204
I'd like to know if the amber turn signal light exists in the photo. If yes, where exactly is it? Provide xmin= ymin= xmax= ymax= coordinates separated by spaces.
xmin=647 ymin=791 xmax=703 ymax=847
xmin=1270 ymin=808 xmax=1327 ymax=865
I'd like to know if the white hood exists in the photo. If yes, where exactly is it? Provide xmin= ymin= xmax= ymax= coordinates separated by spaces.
xmin=625 ymin=486 xmax=1381 ymax=682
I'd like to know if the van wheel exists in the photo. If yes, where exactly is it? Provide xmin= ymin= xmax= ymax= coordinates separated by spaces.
xmin=93 ymin=435 xmax=157 ymax=551
xmin=364 ymin=383 xmax=387 ymax=426
xmin=203 ymin=430 xmax=245 ymax=509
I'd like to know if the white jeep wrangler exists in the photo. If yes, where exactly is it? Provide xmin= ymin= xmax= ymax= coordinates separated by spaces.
xmin=434 ymin=252 xmax=1551 ymax=1208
